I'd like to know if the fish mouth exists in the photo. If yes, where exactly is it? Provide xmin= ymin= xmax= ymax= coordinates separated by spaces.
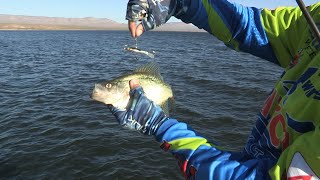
xmin=90 ymin=90 xmax=98 ymax=100
xmin=90 ymin=84 xmax=104 ymax=100
xmin=90 ymin=90 xmax=107 ymax=104
xmin=90 ymin=90 xmax=96 ymax=99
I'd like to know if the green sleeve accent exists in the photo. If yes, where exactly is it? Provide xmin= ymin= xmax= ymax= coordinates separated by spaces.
xmin=168 ymin=137 xmax=222 ymax=151
xmin=201 ymin=0 xmax=240 ymax=50
xmin=260 ymin=3 xmax=320 ymax=68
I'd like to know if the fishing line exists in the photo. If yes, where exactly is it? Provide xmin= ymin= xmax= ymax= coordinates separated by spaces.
xmin=134 ymin=38 xmax=138 ymax=48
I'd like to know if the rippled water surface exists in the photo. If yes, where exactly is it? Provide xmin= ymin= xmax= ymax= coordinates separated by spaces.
xmin=0 ymin=31 xmax=282 ymax=179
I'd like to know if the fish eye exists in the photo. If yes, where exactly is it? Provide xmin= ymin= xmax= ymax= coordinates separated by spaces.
xmin=105 ymin=83 xmax=112 ymax=88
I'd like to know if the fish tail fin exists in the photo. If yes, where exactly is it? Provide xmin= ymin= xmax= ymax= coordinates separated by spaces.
xmin=161 ymin=97 xmax=176 ymax=116
xmin=161 ymin=101 xmax=170 ymax=116
xmin=168 ymin=97 xmax=176 ymax=114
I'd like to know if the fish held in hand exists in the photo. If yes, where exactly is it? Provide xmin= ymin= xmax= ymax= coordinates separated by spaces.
xmin=91 ymin=62 xmax=174 ymax=115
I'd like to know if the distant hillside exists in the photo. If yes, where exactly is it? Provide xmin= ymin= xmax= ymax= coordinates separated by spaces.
xmin=0 ymin=14 xmax=204 ymax=32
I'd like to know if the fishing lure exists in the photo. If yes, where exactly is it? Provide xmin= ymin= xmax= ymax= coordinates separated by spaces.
xmin=124 ymin=46 xmax=155 ymax=59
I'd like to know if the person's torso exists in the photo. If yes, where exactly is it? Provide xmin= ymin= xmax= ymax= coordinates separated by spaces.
xmin=245 ymin=5 xmax=320 ymax=179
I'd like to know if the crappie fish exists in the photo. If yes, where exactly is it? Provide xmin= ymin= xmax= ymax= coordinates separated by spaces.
xmin=91 ymin=62 xmax=174 ymax=115
xmin=124 ymin=46 xmax=155 ymax=59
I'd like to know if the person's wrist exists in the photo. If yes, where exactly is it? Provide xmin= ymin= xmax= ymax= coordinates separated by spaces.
xmin=130 ymin=89 xmax=168 ymax=135
xmin=148 ymin=116 xmax=169 ymax=136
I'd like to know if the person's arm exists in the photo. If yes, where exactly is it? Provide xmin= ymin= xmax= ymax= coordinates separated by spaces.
xmin=154 ymin=118 xmax=275 ymax=179
xmin=126 ymin=0 xmax=320 ymax=67
xmin=177 ymin=1 xmax=320 ymax=68
xmin=108 ymin=80 xmax=275 ymax=179
xmin=176 ymin=0 xmax=278 ymax=65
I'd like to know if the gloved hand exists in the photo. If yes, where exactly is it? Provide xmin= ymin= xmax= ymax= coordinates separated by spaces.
xmin=107 ymin=79 xmax=168 ymax=135
xmin=126 ymin=0 xmax=187 ymax=38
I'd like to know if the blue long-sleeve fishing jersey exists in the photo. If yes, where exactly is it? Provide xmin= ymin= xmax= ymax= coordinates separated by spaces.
xmin=154 ymin=1 xmax=320 ymax=179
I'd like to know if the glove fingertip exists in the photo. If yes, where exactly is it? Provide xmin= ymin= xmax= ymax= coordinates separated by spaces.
xmin=129 ymin=86 xmax=144 ymax=96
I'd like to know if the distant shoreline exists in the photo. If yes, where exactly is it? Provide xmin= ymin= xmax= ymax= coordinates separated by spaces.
xmin=0 ymin=23 xmax=127 ymax=31
xmin=0 ymin=28 xmax=205 ymax=32
xmin=0 ymin=14 xmax=205 ymax=32
xmin=0 ymin=26 xmax=205 ymax=32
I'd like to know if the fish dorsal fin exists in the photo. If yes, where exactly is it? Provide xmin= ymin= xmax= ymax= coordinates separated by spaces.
xmin=134 ymin=61 xmax=163 ymax=80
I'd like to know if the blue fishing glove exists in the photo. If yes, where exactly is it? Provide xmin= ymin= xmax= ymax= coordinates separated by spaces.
xmin=126 ymin=0 xmax=190 ymax=31
xmin=108 ymin=86 xmax=168 ymax=136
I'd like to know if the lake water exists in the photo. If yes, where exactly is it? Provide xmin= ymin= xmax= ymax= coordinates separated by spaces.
xmin=0 ymin=30 xmax=282 ymax=179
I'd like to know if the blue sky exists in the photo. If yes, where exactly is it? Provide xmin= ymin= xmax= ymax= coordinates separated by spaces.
xmin=0 ymin=0 xmax=318 ymax=23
